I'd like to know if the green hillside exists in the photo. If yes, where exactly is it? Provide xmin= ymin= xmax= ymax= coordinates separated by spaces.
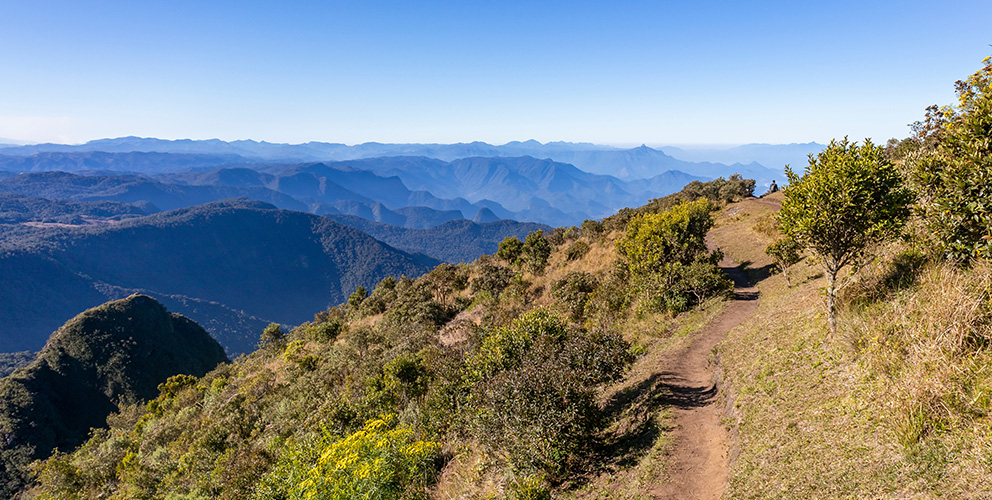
xmin=14 ymin=175 xmax=750 ymax=499
xmin=0 ymin=295 xmax=228 ymax=498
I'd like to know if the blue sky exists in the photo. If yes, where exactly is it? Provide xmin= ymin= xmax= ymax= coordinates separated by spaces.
xmin=1 ymin=1 xmax=990 ymax=146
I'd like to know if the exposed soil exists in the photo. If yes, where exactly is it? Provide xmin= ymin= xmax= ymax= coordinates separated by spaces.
xmin=649 ymin=239 xmax=759 ymax=500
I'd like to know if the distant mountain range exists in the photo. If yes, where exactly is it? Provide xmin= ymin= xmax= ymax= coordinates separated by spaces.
xmin=0 ymin=155 xmax=711 ymax=226
xmin=0 ymin=136 xmax=789 ymax=183
xmin=0 ymin=199 xmax=439 ymax=354
xmin=659 ymin=142 xmax=826 ymax=175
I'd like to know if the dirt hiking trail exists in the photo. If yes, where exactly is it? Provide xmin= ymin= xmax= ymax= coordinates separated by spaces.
xmin=650 ymin=238 xmax=759 ymax=500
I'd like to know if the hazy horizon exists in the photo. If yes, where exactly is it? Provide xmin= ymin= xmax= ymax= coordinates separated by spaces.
xmin=2 ymin=1 xmax=989 ymax=145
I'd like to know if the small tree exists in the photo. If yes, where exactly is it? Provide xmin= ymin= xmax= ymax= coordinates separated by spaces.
xmin=523 ymin=230 xmax=552 ymax=274
xmin=348 ymin=286 xmax=368 ymax=309
xmin=765 ymin=236 xmax=803 ymax=286
xmin=777 ymin=137 xmax=913 ymax=335
xmin=496 ymin=236 xmax=524 ymax=264
xmin=259 ymin=323 xmax=285 ymax=347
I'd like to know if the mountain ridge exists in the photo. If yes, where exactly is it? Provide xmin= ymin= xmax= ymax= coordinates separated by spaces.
xmin=0 ymin=294 xmax=228 ymax=497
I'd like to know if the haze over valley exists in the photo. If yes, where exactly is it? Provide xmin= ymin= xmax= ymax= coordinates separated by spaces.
xmin=2 ymin=1 xmax=989 ymax=498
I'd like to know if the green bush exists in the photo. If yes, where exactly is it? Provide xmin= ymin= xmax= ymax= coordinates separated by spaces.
xmin=616 ymin=199 xmax=730 ymax=314
xmin=468 ymin=310 xmax=632 ymax=476
xmin=565 ymin=240 xmax=590 ymax=261
xmin=904 ymin=56 xmax=992 ymax=260
xmin=348 ymin=286 xmax=369 ymax=309
xmin=470 ymin=263 xmax=515 ymax=298
xmin=497 ymin=236 xmax=524 ymax=264
xmin=585 ymin=264 xmax=633 ymax=325
xmin=259 ymin=323 xmax=285 ymax=348
xmin=301 ymin=318 xmax=346 ymax=343
xmin=550 ymin=271 xmax=598 ymax=321
xmin=523 ymin=231 xmax=552 ymax=274
xmin=765 ymin=236 xmax=803 ymax=285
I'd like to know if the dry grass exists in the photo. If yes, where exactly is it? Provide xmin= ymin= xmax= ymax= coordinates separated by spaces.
xmin=715 ymin=194 xmax=992 ymax=499
xmin=719 ymin=260 xmax=926 ymax=499
xmin=709 ymin=197 xmax=779 ymax=277
xmin=844 ymin=259 xmax=992 ymax=496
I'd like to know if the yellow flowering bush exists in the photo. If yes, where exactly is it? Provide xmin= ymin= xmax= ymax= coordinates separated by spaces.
xmin=257 ymin=416 xmax=439 ymax=500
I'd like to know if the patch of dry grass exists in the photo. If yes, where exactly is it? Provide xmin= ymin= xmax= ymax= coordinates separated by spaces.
xmin=709 ymin=198 xmax=779 ymax=275
xmin=717 ymin=203 xmax=992 ymax=499
xmin=719 ymin=261 xmax=926 ymax=498
xmin=844 ymin=259 xmax=992 ymax=496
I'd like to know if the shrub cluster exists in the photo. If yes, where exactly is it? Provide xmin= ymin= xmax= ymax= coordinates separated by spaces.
xmin=617 ymin=198 xmax=733 ymax=314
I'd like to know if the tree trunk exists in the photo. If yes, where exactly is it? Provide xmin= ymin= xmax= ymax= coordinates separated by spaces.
xmin=826 ymin=266 xmax=837 ymax=337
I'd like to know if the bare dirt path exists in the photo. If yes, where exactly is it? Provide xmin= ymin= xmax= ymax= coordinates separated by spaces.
xmin=649 ymin=238 xmax=759 ymax=500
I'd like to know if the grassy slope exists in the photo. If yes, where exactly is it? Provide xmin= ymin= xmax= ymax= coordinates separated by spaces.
xmin=712 ymin=195 xmax=992 ymax=499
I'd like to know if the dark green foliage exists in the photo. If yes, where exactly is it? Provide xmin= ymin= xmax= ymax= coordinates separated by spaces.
xmin=765 ymin=236 xmax=804 ymax=286
xmin=497 ymin=236 xmax=524 ymax=264
xmin=300 ymin=318 xmax=346 ymax=343
xmin=348 ymin=286 xmax=369 ymax=308
xmin=423 ymin=263 xmax=469 ymax=305
xmin=635 ymin=253 xmax=733 ymax=314
xmin=523 ymin=230 xmax=552 ymax=274
xmin=550 ymin=272 xmax=599 ymax=321
xmin=382 ymin=280 xmax=459 ymax=329
xmin=904 ymin=57 xmax=992 ymax=260
xmin=585 ymin=264 xmax=634 ymax=326
xmin=580 ymin=219 xmax=604 ymax=238
xmin=471 ymin=263 xmax=515 ymax=298
xmin=0 ymin=352 xmax=34 ymax=378
xmin=260 ymin=323 xmax=285 ymax=347
xmin=0 ymin=295 xmax=227 ymax=498
xmin=778 ymin=137 xmax=913 ymax=334
xmin=469 ymin=310 xmax=632 ymax=477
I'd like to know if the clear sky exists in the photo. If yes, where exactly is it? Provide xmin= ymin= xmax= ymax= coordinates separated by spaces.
xmin=1 ymin=1 xmax=990 ymax=146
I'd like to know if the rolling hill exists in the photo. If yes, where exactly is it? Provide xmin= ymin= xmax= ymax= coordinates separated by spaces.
xmin=0 ymin=199 xmax=438 ymax=354
xmin=0 ymin=295 xmax=228 ymax=497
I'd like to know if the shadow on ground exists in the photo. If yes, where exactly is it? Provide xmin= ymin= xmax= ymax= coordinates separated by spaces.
xmin=578 ymin=365 xmax=719 ymax=480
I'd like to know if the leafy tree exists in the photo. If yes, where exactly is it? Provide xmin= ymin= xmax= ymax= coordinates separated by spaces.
xmin=616 ymin=198 xmax=731 ymax=314
xmin=496 ymin=236 xmax=524 ymax=264
xmin=523 ymin=230 xmax=552 ymax=274
xmin=348 ymin=286 xmax=368 ymax=309
xmin=565 ymin=240 xmax=590 ymax=261
xmin=765 ymin=236 xmax=803 ymax=286
xmin=777 ymin=138 xmax=913 ymax=335
xmin=580 ymin=219 xmax=604 ymax=238
xmin=470 ymin=263 xmax=515 ymax=298
xmin=423 ymin=263 xmax=468 ymax=305
xmin=259 ymin=323 xmax=285 ymax=347
xmin=904 ymin=56 xmax=992 ymax=260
